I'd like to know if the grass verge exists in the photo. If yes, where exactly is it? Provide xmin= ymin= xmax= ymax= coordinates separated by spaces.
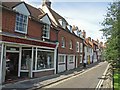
xmin=114 ymin=68 xmax=120 ymax=90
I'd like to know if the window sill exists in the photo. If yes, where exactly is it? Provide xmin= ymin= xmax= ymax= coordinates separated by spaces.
xmin=61 ymin=46 xmax=65 ymax=48
xmin=69 ymin=48 xmax=73 ymax=50
xmin=58 ymin=62 xmax=65 ymax=65
xmin=42 ymin=36 xmax=50 ymax=40
xmin=15 ymin=30 xmax=27 ymax=34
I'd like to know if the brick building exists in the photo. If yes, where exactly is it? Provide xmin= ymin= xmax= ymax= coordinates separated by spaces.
xmin=0 ymin=2 xmax=59 ymax=84
xmin=42 ymin=0 xmax=84 ymax=73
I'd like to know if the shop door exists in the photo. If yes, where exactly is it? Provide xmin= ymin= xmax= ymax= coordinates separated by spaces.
xmin=6 ymin=52 xmax=19 ymax=81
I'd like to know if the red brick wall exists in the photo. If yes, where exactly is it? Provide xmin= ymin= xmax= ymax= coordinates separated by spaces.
xmin=58 ymin=29 xmax=83 ymax=55
xmin=50 ymin=27 xmax=57 ymax=41
xmin=2 ymin=9 xmax=16 ymax=33
xmin=2 ymin=9 xmax=57 ymax=42
xmin=33 ymin=70 xmax=54 ymax=78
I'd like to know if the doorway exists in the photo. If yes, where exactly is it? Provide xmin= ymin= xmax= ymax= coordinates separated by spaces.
xmin=5 ymin=52 xmax=19 ymax=81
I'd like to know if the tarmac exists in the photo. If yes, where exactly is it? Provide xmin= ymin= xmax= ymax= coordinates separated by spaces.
xmin=1 ymin=62 xmax=100 ymax=90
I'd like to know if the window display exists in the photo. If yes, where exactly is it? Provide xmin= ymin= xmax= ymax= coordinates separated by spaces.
xmin=37 ymin=49 xmax=54 ymax=70
xmin=21 ymin=47 xmax=32 ymax=70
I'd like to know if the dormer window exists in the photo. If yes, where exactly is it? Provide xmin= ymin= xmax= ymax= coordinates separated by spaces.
xmin=43 ymin=24 xmax=50 ymax=39
xmin=67 ymin=25 xmax=72 ymax=33
xmin=15 ymin=13 xmax=28 ymax=34
xmin=58 ymin=19 xmax=66 ymax=29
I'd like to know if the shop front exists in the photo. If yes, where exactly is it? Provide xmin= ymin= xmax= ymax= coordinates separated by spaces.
xmin=0 ymin=35 xmax=58 ymax=83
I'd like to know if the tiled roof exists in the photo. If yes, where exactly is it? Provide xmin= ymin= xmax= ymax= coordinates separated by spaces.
xmin=47 ymin=6 xmax=68 ymax=28
xmin=84 ymin=38 xmax=93 ymax=48
xmin=2 ymin=2 xmax=45 ymax=20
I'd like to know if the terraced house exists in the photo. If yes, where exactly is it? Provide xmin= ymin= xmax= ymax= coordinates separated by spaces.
xmin=0 ymin=2 xmax=59 ymax=84
xmin=84 ymin=37 xmax=94 ymax=65
xmin=0 ymin=0 xmax=103 ymax=84
xmin=42 ymin=0 xmax=84 ymax=73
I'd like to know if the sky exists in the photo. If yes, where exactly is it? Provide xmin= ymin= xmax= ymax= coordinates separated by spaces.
xmin=22 ymin=0 xmax=114 ymax=43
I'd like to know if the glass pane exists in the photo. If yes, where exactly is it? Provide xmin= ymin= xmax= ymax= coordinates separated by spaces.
xmin=33 ymin=48 xmax=36 ymax=70
xmin=37 ymin=50 xmax=54 ymax=70
xmin=21 ymin=47 xmax=32 ymax=70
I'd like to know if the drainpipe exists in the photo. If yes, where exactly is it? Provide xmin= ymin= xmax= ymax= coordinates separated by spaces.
xmin=54 ymin=42 xmax=59 ymax=74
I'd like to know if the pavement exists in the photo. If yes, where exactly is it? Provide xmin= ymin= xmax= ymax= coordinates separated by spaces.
xmin=1 ymin=61 xmax=100 ymax=90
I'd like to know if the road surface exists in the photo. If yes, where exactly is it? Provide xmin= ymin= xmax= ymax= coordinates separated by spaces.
xmin=41 ymin=62 xmax=108 ymax=89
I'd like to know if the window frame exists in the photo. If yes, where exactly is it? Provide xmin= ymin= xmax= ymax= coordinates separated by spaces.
xmin=42 ymin=24 xmax=50 ymax=39
xmin=76 ymin=42 xmax=79 ymax=52
xmin=80 ymin=43 xmax=83 ymax=52
xmin=68 ymin=55 xmax=74 ymax=63
xmin=15 ymin=13 xmax=28 ymax=34
xmin=61 ymin=37 xmax=65 ymax=48
xmin=58 ymin=54 xmax=66 ymax=64
xmin=69 ymin=40 xmax=73 ymax=50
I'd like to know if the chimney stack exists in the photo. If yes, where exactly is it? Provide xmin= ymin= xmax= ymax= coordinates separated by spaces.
xmin=88 ymin=37 xmax=91 ymax=41
xmin=82 ymin=30 xmax=86 ymax=38
xmin=42 ymin=0 xmax=51 ymax=8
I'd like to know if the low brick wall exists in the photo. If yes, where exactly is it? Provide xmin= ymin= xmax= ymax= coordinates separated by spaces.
xmin=33 ymin=70 xmax=54 ymax=78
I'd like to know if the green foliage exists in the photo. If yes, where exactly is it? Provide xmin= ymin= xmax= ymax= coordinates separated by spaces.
xmin=101 ymin=1 xmax=120 ymax=64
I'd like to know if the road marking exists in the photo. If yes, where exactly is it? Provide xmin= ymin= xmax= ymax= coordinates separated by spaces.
xmin=95 ymin=63 xmax=110 ymax=90
xmin=43 ymin=62 xmax=108 ymax=88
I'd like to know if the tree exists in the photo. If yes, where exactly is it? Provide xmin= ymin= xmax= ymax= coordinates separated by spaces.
xmin=100 ymin=1 xmax=120 ymax=66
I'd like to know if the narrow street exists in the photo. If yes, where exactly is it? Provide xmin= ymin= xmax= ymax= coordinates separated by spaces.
xmin=42 ymin=62 xmax=108 ymax=89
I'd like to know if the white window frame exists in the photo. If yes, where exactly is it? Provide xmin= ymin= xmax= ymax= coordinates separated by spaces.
xmin=80 ymin=43 xmax=83 ymax=52
xmin=58 ymin=19 xmax=66 ymax=29
xmin=58 ymin=54 xmax=66 ymax=64
xmin=68 ymin=55 xmax=75 ymax=63
xmin=15 ymin=13 xmax=28 ymax=34
xmin=80 ymin=55 xmax=83 ymax=63
xmin=61 ymin=37 xmax=65 ymax=48
xmin=42 ymin=24 xmax=50 ymax=39
xmin=69 ymin=40 xmax=73 ymax=49
xmin=76 ymin=42 xmax=79 ymax=52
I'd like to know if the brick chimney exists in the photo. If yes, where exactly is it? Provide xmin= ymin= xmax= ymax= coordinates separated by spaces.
xmin=97 ymin=39 xmax=99 ymax=43
xmin=72 ymin=25 xmax=77 ymax=32
xmin=42 ymin=0 xmax=51 ymax=8
xmin=88 ymin=37 xmax=91 ymax=41
xmin=82 ymin=30 xmax=86 ymax=38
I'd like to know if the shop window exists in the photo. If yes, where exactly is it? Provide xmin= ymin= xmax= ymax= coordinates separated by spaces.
xmin=21 ymin=47 xmax=32 ymax=70
xmin=37 ymin=49 xmax=54 ymax=70
xmin=15 ymin=13 xmax=28 ymax=34
xmin=32 ymin=48 xmax=36 ymax=70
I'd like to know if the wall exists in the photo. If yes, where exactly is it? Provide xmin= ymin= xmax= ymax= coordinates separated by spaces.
xmin=2 ymin=9 xmax=57 ymax=42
